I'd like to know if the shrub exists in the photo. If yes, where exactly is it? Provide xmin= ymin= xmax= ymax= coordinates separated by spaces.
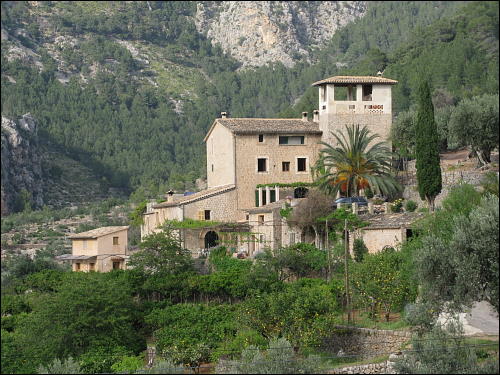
xmin=353 ymin=238 xmax=368 ymax=262
xmin=37 ymin=357 xmax=81 ymax=374
xmin=393 ymin=321 xmax=499 ymax=374
xmin=405 ymin=200 xmax=418 ymax=212
xmin=134 ymin=360 xmax=184 ymax=374
xmin=216 ymin=337 xmax=320 ymax=374
xmin=391 ymin=198 xmax=404 ymax=213
xmin=110 ymin=355 xmax=144 ymax=373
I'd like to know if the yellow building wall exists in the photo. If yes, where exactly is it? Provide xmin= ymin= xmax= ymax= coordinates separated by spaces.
xmin=357 ymin=228 xmax=403 ymax=254
xmin=72 ymin=239 xmax=98 ymax=256
xmin=183 ymin=188 xmax=238 ymax=222
xmin=206 ymin=123 xmax=236 ymax=188
xmin=96 ymin=230 xmax=128 ymax=256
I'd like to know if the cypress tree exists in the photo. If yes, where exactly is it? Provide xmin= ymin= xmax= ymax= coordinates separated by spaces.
xmin=415 ymin=80 xmax=442 ymax=211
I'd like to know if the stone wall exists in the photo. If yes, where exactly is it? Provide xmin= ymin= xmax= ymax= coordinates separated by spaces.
xmin=323 ymin=326 xmax=411 ymax=359
xmin=324 ymin=327 xmax=410 ymax=374
xmin=235 ymin=133 xmax=322 ymax=213
xmin=327 ymin=361 xmax=394 ymax=374
xmin=400 ymin=169 xmax=488 ymax=208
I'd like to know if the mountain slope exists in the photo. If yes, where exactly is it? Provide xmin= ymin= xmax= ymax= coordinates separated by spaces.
xmin=1 ymin=1 xmax=493 ymax=212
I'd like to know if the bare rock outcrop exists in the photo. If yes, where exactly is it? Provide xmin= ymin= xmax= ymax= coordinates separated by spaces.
xmin=195 ymin=1 xmax=366 ymax=68
xmin=1 ymin=114 xmax=44 ymax=215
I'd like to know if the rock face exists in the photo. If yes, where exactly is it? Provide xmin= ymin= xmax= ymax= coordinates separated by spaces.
xmin=1 ymin=114 xmax=44 ymax=215
xmin=195 ymin=1 xmax=366 ymax=68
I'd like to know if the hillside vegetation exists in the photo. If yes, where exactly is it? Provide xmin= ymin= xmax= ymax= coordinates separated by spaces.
xmin=1 ymin=1 xmax=498 ymax=205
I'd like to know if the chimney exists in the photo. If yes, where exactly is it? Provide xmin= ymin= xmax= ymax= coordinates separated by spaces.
xmin=221 ymin=111 xmax=227 ymax=119
xmin=313 ymin=109 xmax=319 ymax=123
xmin=166 ymin=190 xmax=174 ymax=202
xmin=301 ymin=112 xmax=308 ymax=122
xmin=377 ymin=71 xmax=383 ymax=77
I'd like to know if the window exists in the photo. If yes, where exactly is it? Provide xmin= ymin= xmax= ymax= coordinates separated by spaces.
xmin=259 ymin=234 xmax=265 ymax=243
xmin=113 ymin=261 xmax=121 ymax=270
xmin=246 ymin=214 xmax=249 ymax=220
xmin=279 ymin=136 xmax=304 ymax=145
xmin=297 ymin=158 xmax=307 ymax=172
xmin=262 ymin=190 xmax=267 ymax=205
xmin=289 ymin=233 xmax=295 ymax=245
xmin=282 ymin=161 xmax=290 ymax=171
xmin=113 ymin=236 xmax=119 ymax=245
xmin=89 ymin=263 xmax=95 ymax=271
xmin=257 ymin=158 xmax=267 ymax=172
xmin=75 ymin=263 xmax=81 ymax=271
xmin=204 ymin=210 xmax=211 ymax=220
xmin=258 ymin=215 xmax=265 ymax=225
xmin=211 ymin=164 xmax=214 ymax=172
xmin=258 ymin=134 xmax=264 ymax=142
xmin=362 ymin=84 xmax=373 ymax=101
xmin=320 ymin=85 xmax=326 ymax=102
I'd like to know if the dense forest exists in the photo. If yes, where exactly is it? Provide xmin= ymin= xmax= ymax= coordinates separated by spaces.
xmin=1 ymin=1 xmax=498 ymax=202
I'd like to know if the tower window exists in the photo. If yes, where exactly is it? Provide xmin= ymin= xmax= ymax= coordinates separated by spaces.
xmin=282 ymin=161 xmax=290 ymax=171
xmin=204 ymin=210 xmax=211 ymax=220
xmin=113 ymin=237 xmax=119 ymax=245
xmin=258 ymin=215 xmax=264 ymax=225
xmin=362 ymin=85 xmax=373 ymax=101
xmin=258 ymin=134 xmax=264 ymax=142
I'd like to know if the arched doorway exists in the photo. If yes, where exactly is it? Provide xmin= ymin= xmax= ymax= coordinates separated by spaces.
xmin=204 ymin=231 xmax=219 ymax=249
xmin=294 ymin=187 xmax=308 ymax=198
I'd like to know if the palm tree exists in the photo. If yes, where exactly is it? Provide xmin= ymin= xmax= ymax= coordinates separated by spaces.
xmin=313 ymin=124 xmax=401 ymax=198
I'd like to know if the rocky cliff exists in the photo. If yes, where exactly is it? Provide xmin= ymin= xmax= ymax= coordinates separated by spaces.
xmin=195 ymin=1 xmax=366 ymax=68
xmin=1 ymin=114 xmax=44 ymax=214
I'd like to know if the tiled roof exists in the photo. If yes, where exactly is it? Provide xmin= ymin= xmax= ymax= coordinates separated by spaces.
xmin=361 ymin=212 xmax=425 ymax=229
xmin=312 ymin=75 xmax=398 ymax=86
xmin=204 ymin=118 xmax=321 ymax=141
xmin=69 ymin=226 xmax=129 ymax=239
xmin=153 ymin=184 xmax=236 ymax=208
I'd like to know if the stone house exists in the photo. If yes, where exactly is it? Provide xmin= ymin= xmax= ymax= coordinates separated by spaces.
xmin=57 ymin=226 xmax=130 ymax=272
xmin=141 ymin=74 xmax=399 ymax=256
xmin=350 ymin=212 xmax=425 ymax=254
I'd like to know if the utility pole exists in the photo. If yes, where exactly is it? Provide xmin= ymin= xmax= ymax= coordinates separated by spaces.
xmin=344 ymin=218 xmax=352 ymax=324
xmin=326 ymin=219 xmax=330 ymax=281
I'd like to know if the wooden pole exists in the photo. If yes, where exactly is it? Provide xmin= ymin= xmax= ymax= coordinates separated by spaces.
xmin=344 ymin=218 xmax=352 ymax=324
xmin=326 ymin=219 xmax=331 ymax=281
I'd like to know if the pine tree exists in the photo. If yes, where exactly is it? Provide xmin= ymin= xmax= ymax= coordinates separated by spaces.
xmin=415 ymin=80 xmax=442 ymax=211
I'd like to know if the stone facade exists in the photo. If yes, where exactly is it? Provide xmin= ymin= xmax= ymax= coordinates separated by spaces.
xmin=315 ymin=78 xmax=396 ymax=148
xmin=234 ymin=132 xmax=322 ymax=214
xmin=353 ymin=227 xmax=405 ymax=254
xmin=206 ymin=123 xmax=236 ymax=188
xmin=141 ymin=186 xmax=237 ymax=239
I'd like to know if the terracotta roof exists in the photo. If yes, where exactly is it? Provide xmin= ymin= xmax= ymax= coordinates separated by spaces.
xmin=55 ymin=254 xmax=97 ymax=260
xmin=153 ymin=184 xmax=236 ymax=208
xmin=361 ymin=212 xmax=425 ymax=229
xmin=204 ymin=118 xmax=321 ymax=141
xmin=69 ymin=226 xmax=129 ymax=239
xmin=312 ymin=75 xmax=398 ymax=86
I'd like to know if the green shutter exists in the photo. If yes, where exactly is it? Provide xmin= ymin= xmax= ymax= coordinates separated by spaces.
xmin=255 ymin=190 xmax=259 ymax=207
xmin=270 ymin=189 xmax=276 ymax=203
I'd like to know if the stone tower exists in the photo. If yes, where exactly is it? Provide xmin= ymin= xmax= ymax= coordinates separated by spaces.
xmin=312 ymin=75 xmax=398 ymax=148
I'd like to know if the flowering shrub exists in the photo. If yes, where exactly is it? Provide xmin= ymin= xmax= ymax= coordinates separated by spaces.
xmin=391 ymin=199 xmax=404 ymax=213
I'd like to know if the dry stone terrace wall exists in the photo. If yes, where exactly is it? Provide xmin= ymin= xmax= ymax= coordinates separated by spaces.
xmin=324 ymin=326 xmax=411 ymax=359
